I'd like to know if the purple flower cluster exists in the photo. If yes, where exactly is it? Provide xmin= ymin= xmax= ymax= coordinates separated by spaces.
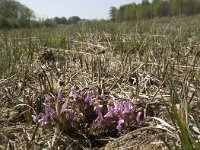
xmin=81 ymin=90 xmax=93 ymax=105
xmin=32 ymin=89 xmax=74 ymax=127
xmin=32 ymin=87 xmax=144 ymax=134
xmin=32 ymin=94 xmax=56 ymax=126
xmin=95 ymin=99 xmax=143 ymax=132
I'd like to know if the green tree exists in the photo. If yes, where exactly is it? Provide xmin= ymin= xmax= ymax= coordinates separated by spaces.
xmin=152 ymin=0 xmax=161 ymax=17
xmin=137 ymin=0 xmax=153 ymax=19
xmin=184 ymin=0 xmax=200 ymax=15
xmin=109 ymin=6 xmax=118 ymax=21
xmin=169 ymin=0 xmax=184 ymax=15
xmin=156 ymin=0 xmax=170 ymax=17
xmin=60 ymin=17 xmax=67 ymax=24
xmin=43 ymin=18 xmax=56 ymax=27
xmin=0 ymin=0 xmax=34 ymax=28
xmin=67 ymin=16 xmax=81 ymax=24
xmin=18 ymin=6 xmax=34 ymax=27
xmin=108 ymin=0 xmax=200 ymax=21
xmin=53 ymin=17 xmax=67 ymax=24
xmin=118 ymin=5 xmax=126 ymax=21
xmin=124 ymin=3 xmax=137 ymax=20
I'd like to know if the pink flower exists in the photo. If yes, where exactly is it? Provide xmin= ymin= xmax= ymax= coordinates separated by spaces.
xmin=61 ymin=102 xmax=69 ymax=113
xmin=57 ymin=88 xmax=63 ymax=100
xmin=104 ymin=105 xmax=114 ymax=118
xmin=113 ymin=101 xmax=123 ymax=115
xmin=60 ymin=103 xmax=74 ymax=121
xmin=116 ymin=119 xmax=124 ymax=132
xmin=44 ymin=105 xmax=55 ymax=116
xmin=38 ymin=115 xmax=48 ymax=126
xmin=44 ymin=94 xmax=52 ymax=105
xmin=84 ymin=91 xmax=92 ymax=104
xmin=70 ymin=86 xmax=78 ymax=101
xmin=122 ymin=101 xmax=133 ymax=114
xmin=95 ymin=106 xmax=103 ymax=127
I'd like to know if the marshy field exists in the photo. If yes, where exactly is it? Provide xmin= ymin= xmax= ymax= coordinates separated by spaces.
xmin=1 ymin=15 xmax=200 ymax=150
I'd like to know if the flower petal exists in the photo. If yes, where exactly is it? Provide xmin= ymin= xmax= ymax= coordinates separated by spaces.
xmin=57 ymin=88 xmax=63 ymax=100
xmin=95 ymin=106 xmax=103 ymax=126
xmin=70 ymin=86 xmax=78 ymax=101
xmin=38 ymin=115 xmax=48 ymax=126
xmin=61 ymin=102 xmax=69 ymax=113
xmin=84 ymin=91 xmax=92 ymax=104
xmin=116 ymin=119 xmax=124 ymax=131
xmin=122 ymin=101 xmax=133 ymax=114
xmin=104 ymin=105 xmax=114 ymax=118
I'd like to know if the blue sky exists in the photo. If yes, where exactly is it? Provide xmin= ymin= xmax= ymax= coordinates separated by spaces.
xmin=17 ymin=0 xmax=142 ymax=19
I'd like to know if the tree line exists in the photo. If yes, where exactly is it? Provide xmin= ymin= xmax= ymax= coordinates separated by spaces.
xmin=0 ymin=0 xmax=33 ymax=28
xmin=0 ymin=0 xmax=81 ymax=28
xmin=109 ymin=0 xmax=200 ymax=21
xmin=39 ymin=16 xmax=81 ymax=28
xmin=1 ymin=0 xmax=200 ymax=28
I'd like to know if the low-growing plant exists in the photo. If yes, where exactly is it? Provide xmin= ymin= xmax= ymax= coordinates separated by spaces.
xmin=32 ymin=86 xmax=144 ymax=137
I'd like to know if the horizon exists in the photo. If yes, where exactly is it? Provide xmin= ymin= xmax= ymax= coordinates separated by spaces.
xmin=17 ymin=0 xmax=143 ymax=19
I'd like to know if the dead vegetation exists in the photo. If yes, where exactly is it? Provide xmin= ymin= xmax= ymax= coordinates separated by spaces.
xmin=1 ymin=16 xmax=200 ymax=150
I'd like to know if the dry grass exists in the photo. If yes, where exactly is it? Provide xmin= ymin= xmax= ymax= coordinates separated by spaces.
xmin=1 ymin=15 xmax=200 ymax=149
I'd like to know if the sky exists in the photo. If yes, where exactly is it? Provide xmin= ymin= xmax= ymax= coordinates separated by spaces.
xmin=17 ymin=0 xmax=142 ymax=19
